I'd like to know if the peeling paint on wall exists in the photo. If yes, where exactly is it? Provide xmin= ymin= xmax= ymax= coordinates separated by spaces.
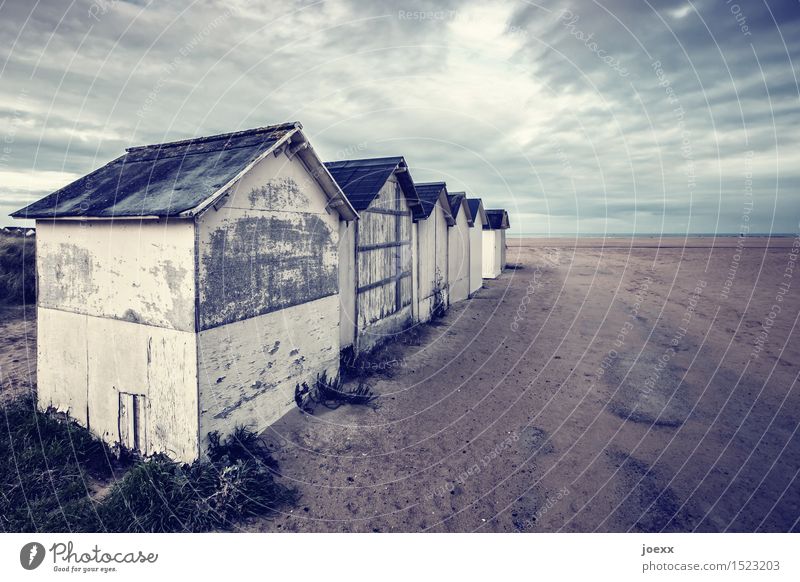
xmin=353 ymin=178 xmax=414 ymax=352
xmin=196 ymin=150 xmax=342 ymax=447
xmin=198 ymin=295 xmax=340 ymax=441
xmin=199 ymin=213 xmax=337 ymax=329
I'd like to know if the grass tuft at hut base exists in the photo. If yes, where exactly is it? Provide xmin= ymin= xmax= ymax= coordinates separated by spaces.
xmin=0 ymin=400 xmax=296 ymax=532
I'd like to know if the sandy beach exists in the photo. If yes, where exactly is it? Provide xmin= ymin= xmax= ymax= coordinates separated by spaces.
xmin=2 ymin=236 xmax=797 ymax=532
xmin=253 ymin=236 xmax=800 ymax=532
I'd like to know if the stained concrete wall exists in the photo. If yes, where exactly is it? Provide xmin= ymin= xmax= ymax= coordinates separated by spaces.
xmin=448 ymin=203 xmax=471 ymax=304
xmin=469 ymin=211 xmax=485 ymax=295
xmin=35 ymin=219 xmax=199 ymax=461
xmin=196 ymin=150 xmax=341 ymax=443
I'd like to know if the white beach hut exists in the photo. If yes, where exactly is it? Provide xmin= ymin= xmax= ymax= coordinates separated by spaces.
xmin=482 ymin=209 xmax=510 ymax=279
xmin=325 ymin=157 xmax=424 ymax=354
xmin=12 ymin=122 xmax=357 ymax=462
xmin=413 ymin=182 xmax=454 ymax=322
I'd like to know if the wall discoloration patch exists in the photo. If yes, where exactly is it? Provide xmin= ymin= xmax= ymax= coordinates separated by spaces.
xmin=36 ymin=220 xmax=196 ymax=332
xmin=39 ymin=243 xmax=99 ymax=305
xmin=199 ymin=213 xmax=338 ymax=329
xmin=213 ymin=378 xmax=279 ymax=420
xmin=155 ymin=261 xmax=194 ymax=330
xmin=122 ymin=309 xmax=142 ymax=323
xmin=247 ymin=178 xmax=309 ymax=211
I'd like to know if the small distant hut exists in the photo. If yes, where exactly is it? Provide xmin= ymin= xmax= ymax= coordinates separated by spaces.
xmin=12 ymin=122 xmax=357 ymax=462
xmin=483 ymin=209 xmax=510 ymax=279
xmin=446 ymin=192 xmax=474 ymax=304
xmin=1 ymin=226 xmax=35 ymax=236
xmin=414 ymin=182 xmax=454 ymax=322
xmin=325 ymin=157 xmax=423 ymax=353
xmin=467 ymin=198 xmax=487 ymax=295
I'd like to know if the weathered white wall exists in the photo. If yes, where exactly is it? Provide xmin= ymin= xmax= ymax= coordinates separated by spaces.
xmin=36 ymin=308 xmax=89 ymax=426
xmin=36 ymin=219 xmax=196 ymax=331
xmin=196 ymin=150 xmax=341 ymax=446
xmin=197 ymin=295 xmax=339 ymax=439
xmin=448 ymin=203 xmax=471 ymax=304
xmin=469 ymin=211 xmax=485 ymax=295
xmin=196 ymin=153 xmax=339 ymax=330
xmin=411 ymin=222 xmax=419 ymax=322
xmin=416 ymin=216 xmax=435 ymax=323
xmin=482 ymin=229 xmax=501 ymax=279
xmin=339 ymin=221 xmax=356 ymax=348
xmin=416 ymin=200 xmax=449 ymax=322
xmin=87 ymin=316 xmax=198 ymax=460
xmin=36 ymin=220 xmax=199 ymax=461
xmin=499 ymin=229 xmax=507 ymax=269
xmin=435 ymin=202 xmax=449 ymax=308
xmin=354 ymin=176 xmax=414 ymax=353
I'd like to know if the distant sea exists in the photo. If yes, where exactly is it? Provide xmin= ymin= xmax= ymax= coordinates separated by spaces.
xmin=509 ymin=232 xmax=795 ymax=238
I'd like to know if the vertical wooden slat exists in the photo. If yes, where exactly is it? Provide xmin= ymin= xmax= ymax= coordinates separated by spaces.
xmin=118 ymin=392 xmax=134 ymax=450
xmin=394 ymin=182 xmax=401 ymax=312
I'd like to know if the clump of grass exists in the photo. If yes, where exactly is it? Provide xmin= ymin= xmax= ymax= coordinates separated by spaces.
xmin=0 ymin=232 xmax=36 ymax=305
xmin=1 ymin=398 xmax=296 ymax=532
xmin=431 ymin=268 xmax=447 ymax=319
xmin=295 ymin=372 xmax=377 ymax=414
xmin=94 ymin=428 xmax=296 ymax=532
xmin=0 ymin=398 xmax=116 ymax=533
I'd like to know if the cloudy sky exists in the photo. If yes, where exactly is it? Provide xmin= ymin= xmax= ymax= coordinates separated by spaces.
xmin=1 ymin=0 xmax=798 ymax=234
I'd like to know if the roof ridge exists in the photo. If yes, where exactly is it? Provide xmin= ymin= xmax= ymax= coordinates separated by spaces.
xmin=125 ymin=122 xmax=300 ymax=152
xmin=324 ymin=156 xmax=404 ymax=167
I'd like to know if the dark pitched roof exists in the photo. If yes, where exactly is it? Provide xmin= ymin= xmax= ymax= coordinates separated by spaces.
xmin=467 ymin=198 xmax=482 ymax=220
xmin=324 ymin=157 xmax=422 ymax=214
xmin=12 ymin=123 xmax=303 ymax=219
xmin=447 ymin=192 xmax=474 ymax=226
xmin=415 ymin=182 xmax=447 ymax=219
xmin=485 ymin=209 xmax=510 ymax=230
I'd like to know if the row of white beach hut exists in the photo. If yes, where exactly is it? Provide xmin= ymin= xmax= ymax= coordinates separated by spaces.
xmin=13 ymin=122 xmax=510 ymax=462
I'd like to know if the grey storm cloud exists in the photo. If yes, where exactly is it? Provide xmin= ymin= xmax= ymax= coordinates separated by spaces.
xmin=1 ymin=0 xmax=798 ymax=234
